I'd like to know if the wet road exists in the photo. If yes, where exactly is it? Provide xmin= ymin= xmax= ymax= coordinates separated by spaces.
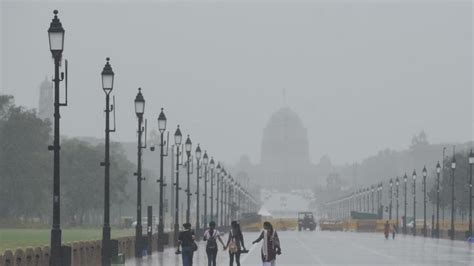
xmin=126 ymin=230 xmax=474 ymax=265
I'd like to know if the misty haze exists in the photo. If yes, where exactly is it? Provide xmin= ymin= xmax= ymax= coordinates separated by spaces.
xmin=0 ymin=0 xmax=472 ymax=265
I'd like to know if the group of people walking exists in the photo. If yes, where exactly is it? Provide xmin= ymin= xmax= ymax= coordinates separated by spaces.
xmin=177 ymin=220 xmax=282 ymax=266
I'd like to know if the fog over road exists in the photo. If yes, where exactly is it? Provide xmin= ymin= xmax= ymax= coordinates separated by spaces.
xmin=126 ymin=230 xmax=474 ymax=265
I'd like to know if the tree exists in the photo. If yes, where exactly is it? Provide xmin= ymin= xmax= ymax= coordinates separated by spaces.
xmin=0 ymin=101 xmax=51 ymax=221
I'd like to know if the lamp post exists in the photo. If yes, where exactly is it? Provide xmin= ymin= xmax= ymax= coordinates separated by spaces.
xmin=378 ymin=183 xmax=383 ymax=217
xmin=436 ymin=161 xmax=441 ymax=238
xmin=216 ymin=163 xmax=221 ymax=225
xmin=224 ymin=175 xmax=228 ymax=226
xmin=203 ymin=152 xmax=209 ymax=228
xmin=157 ymin=108 xmax=167 ymax=251
xmin=469 ymin=150 xmax=474 ymax=237
xmin=101 ymin=58 xmax=115 ymax=266
xmin=173 ymin=126 xmax=182 ymax=246
xmin=222 ymin=169 xmax=227 ymax=226
xmin=185 ymin=136 xmax=192 ymax=223
xmin=372 ymin=185 xmax=376 ymax=214
xmin=422 ymin=166 xmax=427 ymax=237
xmin=229 ymin=176 xmax=234 ymax=222
xmin=412 ymin=170 xmax=417 ymax=236
xmin=450 ymin=152 xmax=456 ymax=240
xmin=209 ymin=158 xmax=215 ymax=223
xmin=396 ymin=177 xmax=399 ymax=228
xmin=404 ymin=173 xmax=408 ymax=234
xmin=220 ymin=168 xmax=226 ymax=226
xmin=134 ymin=88 xmax=146 ymax=258
xmin=389 ymin=179 xmax=393 ymax=220
xmin=237 ymin=183 xmax=242 ymax=220
xmin=48 ymin=10 xmax=66 ymax=266
xmin=195 ymin=145 xmax=202 ymax=232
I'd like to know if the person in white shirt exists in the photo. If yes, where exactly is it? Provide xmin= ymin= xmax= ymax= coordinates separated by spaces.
xmin=203 ymin=221 xmax=226 ymax=266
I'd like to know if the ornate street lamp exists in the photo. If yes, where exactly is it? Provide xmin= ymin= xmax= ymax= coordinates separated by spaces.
xmin=134 ymin=88 xmax=146 ymax=258
xmin=101 ymin=58 xmax=116 ymax=266
xmin=173 ymin=126 xmax=183 ymax=246
xmin=450 ymin=152 xmax=456 ymax=240
xmin=436 ymin=161 xmax=441 ymax=238
xmin=215 ymin=163 xmax=221 ymax=225
xmin=48 ymin=10 xmax=66 ymax=266
xmin=422 ymin=166 xmax=427 ymax=237
xmin=389 ymin=179 xmax=393 ymax=220
xmin=195 ymin=145 xmax=202 ymax=232
xmin=203 ymin=152 xmax=209 ymax=227
xmin=469 ymin=150 xmax=474 ymax=237
xmin=156 ymin=108 xmax=167 ymax=252
xmin=210 ymin=158 xmax=215 ymax=222
xmin=221 ymin=168 xmax=226 ymax=226
xmin=404 ymin=173 xmax=408 ymax=234
xmin=185 ymin=135 xmax=192 ymax=223
xmin=396 ymin=177 xmax=400 ymax=229
xmin=412 ymin=170 xmax=417 ymax=236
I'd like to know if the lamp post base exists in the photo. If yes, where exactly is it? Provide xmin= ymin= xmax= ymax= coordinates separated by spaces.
xmin=135 ymin=225 xmax=142 ymax=258
xmin=101 ymin=226 xmax=111 ymax=266
xmin=50 ymin=228 xmax=62 ymax=266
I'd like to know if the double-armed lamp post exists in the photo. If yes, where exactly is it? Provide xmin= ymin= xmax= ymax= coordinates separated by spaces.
xmin=48 ymin=10 xmax=66 ymax=266
xmin=210 ymin=158 xmax=215 ymax=223
xmin=469 ymin=150 xmax=474 ymax=237
xmin=436 ymin=161 xmax=441 ymax=238
xmin=396 ymin=177 xmax=399 ymax=229
xmin=157 ymin=108 xmax=167 ymax=251
xmin=185 ymin=136 xmax=192 ymax=224
xmin=412 ymin=170 xmax=417 ymax=236
xmin=101 ymin=58 xmax=116 ymax=266
xmin=450 ymin=153 xmax=456 ymax=240
xmin=216 ymin=164 xmax=221 ymax=225
xmin=403 ymin=173 xmax=408 ymax=234
xmin=203 ymin=152 xmax=209 ymax=227
xmin=389 ymin=179 xmax=393 ymax=220
xmin=173 ymin=126 xmax=182 ymax=246
xmin=422 ymin=166 xmax=427 ymax=237
xmin=195 ymin=145 xmax=202 ymax=231
xmin=134 ymin=88 xmax=146 ymax=258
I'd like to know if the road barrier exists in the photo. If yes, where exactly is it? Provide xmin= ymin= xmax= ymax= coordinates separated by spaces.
xmin=0 ymin=234 xmax=161 ymax=266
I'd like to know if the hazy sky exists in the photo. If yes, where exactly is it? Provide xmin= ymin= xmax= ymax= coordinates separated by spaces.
xmin=1 ymin=0 xmax=472 ymax=165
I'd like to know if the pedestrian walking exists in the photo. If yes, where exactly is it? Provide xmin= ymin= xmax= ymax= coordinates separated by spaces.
xmin=225 ymin=221 xmax=247 ymax=266
xmin=203 ymin=221 xmax=226 ymax=266
xmin=384 ymin=220 xmax=390 ymax=239
xmin=252 ymin=221 xmax=281 ymax=266
xmin=177 ymin=222 xmax=197 ymax=266
xmin=392 ymin=224 xmax=397 ymax=239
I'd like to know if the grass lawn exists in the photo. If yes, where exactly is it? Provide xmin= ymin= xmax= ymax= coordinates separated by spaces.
xmin=0 ymin=228 xmax=134 ymax=253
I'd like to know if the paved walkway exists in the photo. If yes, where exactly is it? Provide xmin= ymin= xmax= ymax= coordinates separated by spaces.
xmin=126 ymin=230 xmax=474 ymax=265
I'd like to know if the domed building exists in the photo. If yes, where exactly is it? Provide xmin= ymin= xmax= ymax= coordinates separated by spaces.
xmin=235 ymin=107 xmax=330 ymax=191
xmin=259 ymin=107 xmax=319 ymax=190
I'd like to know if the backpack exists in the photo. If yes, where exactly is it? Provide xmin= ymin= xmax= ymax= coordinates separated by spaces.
xmin=206 ymin=230 xmax=218 ymax=250
xmin=228 ymin=231 xmax=239 ymax=254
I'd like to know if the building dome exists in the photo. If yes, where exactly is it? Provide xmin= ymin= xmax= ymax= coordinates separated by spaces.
xmin=261 ymin=107 xmax=310 ymax=165
xmin=259 ymin=107 xmax=314 ymax=189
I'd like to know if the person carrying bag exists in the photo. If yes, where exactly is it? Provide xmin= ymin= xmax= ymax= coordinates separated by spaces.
xmin=203 ymin=221 xmax=226 ymax=266
xmin=226 ymin=221 xmax=247 ymax=266
xmin=177 ymin=223 xmax=196 ymax=266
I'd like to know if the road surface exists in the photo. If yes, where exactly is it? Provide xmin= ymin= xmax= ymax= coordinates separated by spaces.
xmin=126 ymin=230 xmax=474 ymax=265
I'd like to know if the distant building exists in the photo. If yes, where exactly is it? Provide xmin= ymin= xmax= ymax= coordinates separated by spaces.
xmin=236 ymin=107 xmax=330 ymax=191
xmin=38 ymin=77 xmax=53 ymax=122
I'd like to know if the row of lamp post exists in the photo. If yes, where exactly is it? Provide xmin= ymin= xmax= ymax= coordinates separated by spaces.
xmin=324 ymin=146 xmax=474 ymax=241
xmin=46 ymin=10 xmax=259 ymax=266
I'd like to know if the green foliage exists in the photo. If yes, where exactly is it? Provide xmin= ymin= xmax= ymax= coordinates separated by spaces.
xmin=0 ymin=95 xmax=134 ymax=226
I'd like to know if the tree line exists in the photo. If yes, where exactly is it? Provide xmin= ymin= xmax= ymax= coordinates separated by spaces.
xmin=0 ymin=95 xmax=133 ymax=226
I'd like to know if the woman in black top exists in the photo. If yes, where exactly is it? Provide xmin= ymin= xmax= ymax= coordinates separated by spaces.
xmin=178 ymin=223 xmax=196 ymax=266
xmin=225 ymin=221 xmax=246 ymax=266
